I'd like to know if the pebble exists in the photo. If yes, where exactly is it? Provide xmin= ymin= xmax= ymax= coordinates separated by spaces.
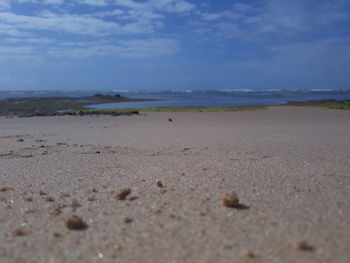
xmin=295 ymin=240 xmax=314 ymax=251
xmin=65 ymin=215 xmax=88 ymax=230
xmin=156 ymin=180 xmax=164 ymax=188
xmin=221 ymin=192 xmax=239 ymax=207
xmin=116 ymin=188 xmax=131 ymax=200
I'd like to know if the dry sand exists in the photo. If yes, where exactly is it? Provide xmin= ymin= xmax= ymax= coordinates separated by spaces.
xmin=0 ymin=106 xmax=349 ymax=263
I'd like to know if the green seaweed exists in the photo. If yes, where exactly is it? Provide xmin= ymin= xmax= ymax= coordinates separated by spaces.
xmin=324 ymin=104 xmax=350 ymax=110
xmin=285 ymin=99 xmax=350 ymax=110
xmin=0 ymin=95 xmax=156 ymax=116
xmin=73 ymin=105 xmax=266 ymax=114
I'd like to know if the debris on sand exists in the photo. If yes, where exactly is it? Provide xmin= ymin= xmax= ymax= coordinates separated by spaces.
xmin=53 ymin=232 xmax=62 ymax=238
xmin=240 ymin=249 xmax=255 ymax=259
xmin=12 ymin=228 xmax=27 ymax=237
xmin=39 ymin=190 xmax=47 ymax=196
xmin=116 ymin=188 xmax=131 ymax=200
xmin=124 ymin=217 xmax=133 ymax=224
xmin=25 ymin=197 xmax=33 ymax=202
xmin=295 ymin=240 xmax=315 ymax=251
xmin=128 ymin=196 xmax=138 ymax=201
xmin=156 ymin=180 xmax=164 ymax=188
xmin=65 ymin=215 xmax=88 ymax=230
xmin=90 ymin=187 xmax=98 ymax=193
xmin=221 ymin=192 xmax=239 ymax=207
xmin=17 ymin=139 xmax=24 ymax=142
xmin=0 ymin=187 xmax=14 ymax=192
xmin=45 ymin=196 xmax=55 ymax=202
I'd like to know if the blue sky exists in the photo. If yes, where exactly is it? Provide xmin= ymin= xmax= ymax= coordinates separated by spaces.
xmin=0 ymin=0 xmax=349 ymax=91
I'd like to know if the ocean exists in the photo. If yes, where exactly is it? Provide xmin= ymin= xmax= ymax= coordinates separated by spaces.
xmin=1 ymin=89 xmax=350 ymax=109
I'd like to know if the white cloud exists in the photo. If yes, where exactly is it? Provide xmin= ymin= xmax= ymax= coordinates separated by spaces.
xmin=0 ymin=36 xmax=181 ymax=59
xmin=201 ymin=11 xmax=242 ymax=21
xmin=0 ymin=0 xmax=194 ymax=60
xmin=252 ymin=0 xmax=348 ymax=34
xmin=79 ymin=0 xmax=109 ymax=6
xmin=17 ymin=0 xmax=38 ymax=3
xmin=0 ymin=12 xmax=122 ymax=36
xmin=47 ymin=38 xmax=181 ymax=58
xmin=115 ymin=0 xmax=195 ymax=13
xmin=0 ymin=0 xmax=10 ymax=10
xmin=151 ymin=0 xmax=195 ymax=13
xmin=225 ymin=37 xmax=350 ymax=79
xmin=43 ymin=0 xmax=65 ymax=4
xmin=194 ymin=0 xmax=350 ymax=43
xmin=0 ymin=45 xmax=38 ymax=58
xmin=115 ymin=0 xmax=143 ymax=9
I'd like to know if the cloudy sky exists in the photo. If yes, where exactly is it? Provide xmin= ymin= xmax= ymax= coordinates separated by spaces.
xmin=0 ymin=0 xmax=349 ymax=91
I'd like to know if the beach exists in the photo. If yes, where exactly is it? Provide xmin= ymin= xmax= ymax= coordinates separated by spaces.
xmin=0 ymin=106 xmax=349 ymax=263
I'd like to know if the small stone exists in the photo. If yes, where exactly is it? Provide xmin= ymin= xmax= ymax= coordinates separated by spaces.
xmin=116 ymin=188 xmax=131 ymax=200
xmin=17 ymin=139 xmax=24 ymax=142
xmin=240 ymin=249 xmax=255 ymax=259
xmin=39 ymin=190 xmax=46 ymax=196
xmin=45 ymin=196 xmax=55 ymax=202
xmin=53 ymin=232 xmax=62 ymax=238
xmin=128 ymin=196 xmax=138 ymax=201
xmin=0 ymin=187 xmax=14 ymax=192
xmin=168 ymin=118 xmax=173 ymax=122
xmin=65 ymin=215 xmax=88 ymax=230
xmin=25 ymin=197 xmax=33 ymax=202
xmin=156 ymin=180 xmax=164 ymax=188
xmin=221 ymin=192 xmax=239 ymax=207
xmin=124 ymin=217 xmax=133 ymax=224
xmin=12 ymin=228 xmax=27 ymax=236
xmin=21 ymin=154 xmax=33 ymax=158
xmin=295 ymin=240 xmax=314 ymax=251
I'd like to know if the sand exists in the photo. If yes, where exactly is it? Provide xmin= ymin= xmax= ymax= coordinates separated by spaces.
xmin=0 ymin=106 xmax=349 ymax=263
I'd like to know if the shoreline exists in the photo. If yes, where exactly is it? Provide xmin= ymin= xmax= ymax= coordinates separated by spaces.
xmin=0 ymin=94 xmax=158 ymax=117
xmin=0 ymin=96 xmax=349 ymax=117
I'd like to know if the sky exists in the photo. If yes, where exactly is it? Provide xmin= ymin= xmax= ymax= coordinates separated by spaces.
xmin=0 ymin=0 xmax=350 ymax=91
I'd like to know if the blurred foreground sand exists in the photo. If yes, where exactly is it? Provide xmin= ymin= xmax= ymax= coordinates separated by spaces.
xmin=0 ymin=106 xmax=349 ymax=263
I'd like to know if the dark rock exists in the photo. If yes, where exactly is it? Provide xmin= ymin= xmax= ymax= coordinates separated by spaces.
xmin=65 ymin=215 xmax=88 ymax=230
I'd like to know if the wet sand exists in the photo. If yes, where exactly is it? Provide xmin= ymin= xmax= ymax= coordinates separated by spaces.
xmin=0 ymin=106 xmax=349 ymax=263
